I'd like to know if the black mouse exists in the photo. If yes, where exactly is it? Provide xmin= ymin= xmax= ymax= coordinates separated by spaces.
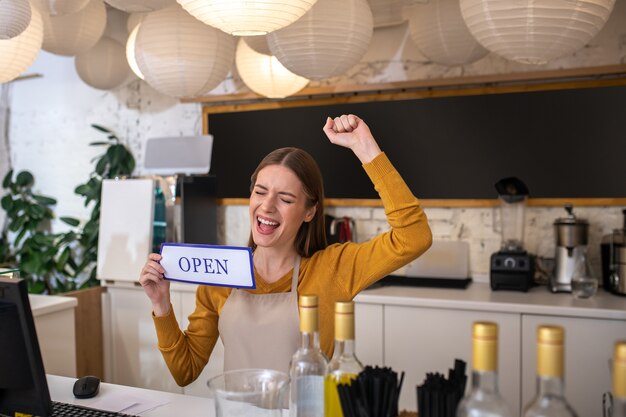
xmin=73 ymin=375 xmax=100 ymax=399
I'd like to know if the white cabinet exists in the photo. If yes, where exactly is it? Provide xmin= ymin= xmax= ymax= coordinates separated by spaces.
xmin=355 ymin=303 xmax=383 ymax=367
xmin=383 ymin=305 xmax=521 ymax=413
xmin=30 ymin=294 xmax=77 ymax=378
xmin=521 ymin=314 xmax=626 ymax=417
xmin=104 ymin=283 xmax=224 ymax=397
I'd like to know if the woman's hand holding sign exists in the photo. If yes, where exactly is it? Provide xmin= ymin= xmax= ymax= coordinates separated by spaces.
xmin=139 ymin=253 xmax=171 ymax=317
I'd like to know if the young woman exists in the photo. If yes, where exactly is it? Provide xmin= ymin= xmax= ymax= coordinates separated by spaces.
xmin=139 ymin=114 xmax=432 ymax=386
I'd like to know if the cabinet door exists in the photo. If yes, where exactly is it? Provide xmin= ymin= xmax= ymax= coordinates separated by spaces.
xmin=385 ymin=306 xmax=521 ymax=413
xmin=521 ymin=315 xmax=626 ymax=417
xmin=179 ymin=289 xmax=225 ymax=397
xmin=355 ymin=303 xmax=383 ymax=367
xmin=105 ymin=286 xmax=183 ymax=393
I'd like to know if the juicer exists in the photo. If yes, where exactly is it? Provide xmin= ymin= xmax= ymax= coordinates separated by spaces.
xmin=551 ymin=204 xmax=589 ymax=293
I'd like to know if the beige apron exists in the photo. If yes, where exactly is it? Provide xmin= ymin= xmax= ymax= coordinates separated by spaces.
xmin=218 ymin=256 xmax=301 ymax=373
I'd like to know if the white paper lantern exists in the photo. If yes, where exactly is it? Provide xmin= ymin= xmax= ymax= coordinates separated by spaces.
xmin=105 ymin=0 xmax=175 ymax=13
xmin=34 ymin=0 xmax=90 ymax=16
xmin=75 ymin=36 xmax=131 ymax=90
xmin=125 ymin=23 xmax=144 ymax=79
xmin=126 ymin=12 xmax=147 ymax=32
xmin=134 ymin=5 xmax=235 ymax=98
xmin=405 ymin=0 xmax=488 ymax=66
xmin=236 ymin=38 xmax=309 ymax=99
xmin=41 ymin=0 xmax=107 ymax=56
xmin=242 ymin=35 xmax=271 ymax=55
xmin=0 ymin=0 xmax=31 ymax=39
xmin=460 ymin=0 xmax=616 ymax=65
xmin=268 ymin=0 xmax=373 ymax=80
xmin=0 ymin=6 xmax=42 ymax=82
xmin=177 ymin=0 xmax=318 ymax=36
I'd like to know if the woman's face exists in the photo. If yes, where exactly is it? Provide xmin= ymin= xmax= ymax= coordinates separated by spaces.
xmin=249 ymin=164 xmax=316 ymax=251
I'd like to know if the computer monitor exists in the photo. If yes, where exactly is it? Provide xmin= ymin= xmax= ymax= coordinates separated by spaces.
xmin=0 ymin=275 xmax=52 ymax=417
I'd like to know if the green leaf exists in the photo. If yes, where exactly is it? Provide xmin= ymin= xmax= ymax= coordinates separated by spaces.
xmin=1 ymin=195 xmax=13 ymax=211
xmin=95 ymin=156 xmax=108 ymax=176
xmin=56 ymin=247 xmax=71 ymax=271
xmin=88 ymin=141 xmax=112 ymax=146
xmin=2 ymin=169 xmax=13 ymax=188
xmin=15 ymin=171 xmax=34 ymax=187
xmin=60 ymin=217 xmax=80 ymax=227
xmin=29 ymin=204 xmax=45 ymax=219
xmin=32 ymin=195 xmax=57 ymax=206
xmin=91 ymin=124 xmax=113 ymax=134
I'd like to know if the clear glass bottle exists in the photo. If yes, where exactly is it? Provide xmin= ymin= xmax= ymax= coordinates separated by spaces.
xmin=523 ymin=325 xmax=579 ymax=417
xmin=571 ymin=249 xmax=597 ymax=299
xmin=289 ymin=294 xmax=328 ymax=417
xmin=610 ymin=341 xmax=626 ymax=417
xmin=324 ymin=300 xmax=363 ymax=417
xmin=456 ymin=321 xmax=513 ymax=417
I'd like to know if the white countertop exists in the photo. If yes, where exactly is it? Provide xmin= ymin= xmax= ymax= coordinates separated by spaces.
xmin=29 ymin=294 xmax=78 ymax=317
xmin=355 ymin=282 xmax=626 ymax=320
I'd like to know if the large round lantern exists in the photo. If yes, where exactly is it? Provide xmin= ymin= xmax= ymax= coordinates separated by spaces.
xmin=177 ymin=0 xmax=318 ymax=36
xmin=267 ymin=0 xmax=373 ymax=80
xmin=41 ymin=0 xmax=107 ymax=56
xmin=405 ymin=0 xmax=488 ymax=66
xmin=0 ymin=6 xmax=42 ymax=83
xmin=75 ymin=36 xmax=131 ymax=90
xmin=134 ymin=5 xmax=235 ymax=98
xmin=0 ymin=0 xmax=31 ymax=39
xmin=34 ymin=0 xmax=90 ymax=16
xmin=105 ymin=0 xmax=176 ymax=13
xmin=236 ymin=38 xmax=309 ymax=99
xmin=460 ymin=0 xmax=615 ymax=65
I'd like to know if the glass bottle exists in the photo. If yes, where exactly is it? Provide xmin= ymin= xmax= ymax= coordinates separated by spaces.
xmin=523 ymin=325 xmax=579 ymax=417
xmin=289 ymin=294 xmax=328 ymax=417
xmin=152 ymin=182 xmax=166 ymax=253
xmin=324 ymin=300 xmax=363 ymax=417
xmin=610 ymin=341 xmax=626 ymax=417
xmin=456 ymin=321 xmax=513 ymax=417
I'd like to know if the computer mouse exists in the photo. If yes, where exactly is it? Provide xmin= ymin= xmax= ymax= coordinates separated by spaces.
xmin=73 ymin=375 xmax=100 ymax=399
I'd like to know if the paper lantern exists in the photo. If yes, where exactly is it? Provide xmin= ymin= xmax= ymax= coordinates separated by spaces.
xmin=134 ymin=5 xmax=235 ymax=98
xmin=405 ymin=0 xmax=488 ymax=66
xmin=367 ymin=0 xmax=407 ymax=28
xmin=126 ymin=12 xmax=147 ymax=32
xmin=75 ymin=36 xmax=131 ymax=90
xmin=0 ymin=6 xmax=42 ymax=83
xmin=34 ymin=0 xmax=90 ymax=16
xmin=460 ymin=0 xmax=616 ymax=65
xmin=0 ymin=0 xmax=31 ymax=39
xmin=176 ymin=0 xmax=318 ymax=36
xmin=236 ymin=38 xmax=309 ymax=99
xmin=125 ymin=23 xmax=144 ymax=79
xmin=242 ymin=35 xmax=271 ymax=55
xmin=41 ymin=0 xmax=107 ymax=56
xmin=105 ymin=0 xmax=175 ymax=13
xmin=267 ymin=0 xmax=373 ymax=80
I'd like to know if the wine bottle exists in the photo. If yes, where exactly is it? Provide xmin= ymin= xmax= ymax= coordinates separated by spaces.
xmin=523 ymin=325 xmax=579 ymax=417
xmin=611 ymin=341 xmax=626 ymax=417
xmin=456 ymin=321 xmax=513 ymax=417
xmin=325 ymin=300 xmax=364 ymax=417
xmin=289 ymin=295 xmax=328 ymax=417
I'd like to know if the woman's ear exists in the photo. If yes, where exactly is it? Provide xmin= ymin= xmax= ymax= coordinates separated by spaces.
xmin=304 ymin=205 xmax=317 ymax=223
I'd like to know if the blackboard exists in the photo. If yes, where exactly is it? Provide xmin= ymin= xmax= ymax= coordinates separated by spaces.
xmin=207 ymin=84 xmax=626 ymax=199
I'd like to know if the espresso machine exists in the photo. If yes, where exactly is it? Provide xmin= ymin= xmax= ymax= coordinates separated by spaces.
xmin=551 ymin=204 xmax=589 ymax=293
xmin=490 ymin=177 xmax=535 ymax=292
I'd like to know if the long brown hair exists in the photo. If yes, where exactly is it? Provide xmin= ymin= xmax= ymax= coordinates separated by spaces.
xmin=248 ymin=147 xmax=327 ymax=257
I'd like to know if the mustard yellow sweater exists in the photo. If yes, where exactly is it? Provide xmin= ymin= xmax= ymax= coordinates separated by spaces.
xmin=153 ymin=152 xmax=432 ymax=386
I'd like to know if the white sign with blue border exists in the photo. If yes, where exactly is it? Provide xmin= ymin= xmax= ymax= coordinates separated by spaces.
xmin=160 ymin=243 xmax=255 ymax=288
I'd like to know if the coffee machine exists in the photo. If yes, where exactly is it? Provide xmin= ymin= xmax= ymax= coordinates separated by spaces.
xmin=601 ymin=209 xmax=626 ymax=295
xmin=551 ymin=204 xmax=589 ymax=293
xmin=490 ymin=177 xmax=535 ymax=292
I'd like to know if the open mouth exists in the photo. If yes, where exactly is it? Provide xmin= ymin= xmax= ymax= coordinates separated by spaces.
xmin=257 ymin=216 xmax=280 ymax=233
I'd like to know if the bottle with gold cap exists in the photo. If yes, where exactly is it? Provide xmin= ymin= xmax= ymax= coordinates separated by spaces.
xmin=523 ymin=325 xmax=579 ymax=417
xmin=289 ymin=294 xmax=328 ymax=417
xmin=324 ymin=300 xmax=364 ymax=417
xmin=456 ymin=321 xmax=513 ymax=417
xmin=611 ymin=341 xmax=626 ymax=417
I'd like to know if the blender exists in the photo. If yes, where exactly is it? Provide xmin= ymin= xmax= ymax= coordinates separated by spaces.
xmin=489 ymin=177 xmax=535 ymax=292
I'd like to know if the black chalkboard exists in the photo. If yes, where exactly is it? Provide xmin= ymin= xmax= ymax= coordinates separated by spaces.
xmin=207 ymin=85 xmax=626 ymax=199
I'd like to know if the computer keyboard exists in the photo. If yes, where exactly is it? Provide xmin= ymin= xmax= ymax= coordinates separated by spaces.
xmin=51 ymin=401 xmax=139 ymax=417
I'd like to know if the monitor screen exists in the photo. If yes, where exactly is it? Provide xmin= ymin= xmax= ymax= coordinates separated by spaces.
xmin=0 ymin=276 xmax=52 ymax=417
